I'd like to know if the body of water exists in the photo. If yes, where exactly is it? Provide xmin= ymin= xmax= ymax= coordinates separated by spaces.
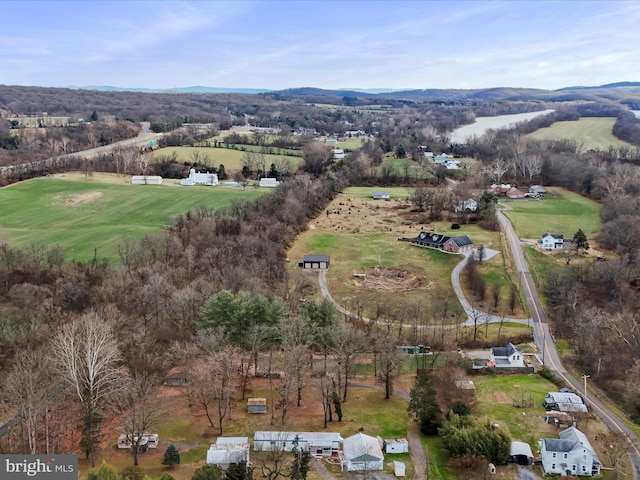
xmin=450 ymin=109 xmax=555 ymax=143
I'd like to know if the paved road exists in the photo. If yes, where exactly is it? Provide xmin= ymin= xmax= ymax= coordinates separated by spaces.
xmin=0 ymin=122 xmax=157 ymax=173
xmin=320 ymin=211 xmax=640 ymax=478
xmin=498 ymin=209 xmax=640 ymax=479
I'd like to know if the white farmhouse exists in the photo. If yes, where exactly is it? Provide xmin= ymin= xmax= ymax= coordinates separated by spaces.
xmin=489 ymin=343 xmax=524 ymax=368
xmin=539 ymin=426 xmax=601 ymax=477
xmin=540 ymin=232 xmax=564 ymax=250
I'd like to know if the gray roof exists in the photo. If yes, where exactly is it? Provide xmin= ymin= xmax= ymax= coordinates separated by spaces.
xmin=206 ymin=443 xmax=249 ymax=465
xmin=510 ymin=441 xmax=534 ymax=458
xmin=217 ymin=437 xmax=249 ymax=444
xmin=303 ymin=255 xmax=330 ymax=263
xmin=451 ymin=235 xmax=473 ymax=247
xmin=491 ymin=342 xmax=519 ymax=357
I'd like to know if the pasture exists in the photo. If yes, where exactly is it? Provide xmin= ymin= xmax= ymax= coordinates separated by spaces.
xmin=500 ymin=188 xmax=601 ymax=240
xmin=289 ymin=186 xmax=525 ymax=320
xmin=0 ymin=173 xmax=264 ymax=262
xmin=148 ymin=145 xmax=302 ymax=171
xmin=527 ymin=117 xmax=632 ymax=150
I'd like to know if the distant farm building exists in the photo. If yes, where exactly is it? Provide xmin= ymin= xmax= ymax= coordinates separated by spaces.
xmin=454 ymin=198 xmax=478 ymax=213
xmin=332 ymin=149 xmax=345 ymax=159
xmin=299 ymin=255 xmax=330 ymax=270
xmin=180 ymin=168 xmax=219 ymax=186
xmin=131 ymin=175 xmax=163 ymax=185
xmin=372 ymin=191 xmax=390 ymax=200
xmin=543 ymin=391 xmax=588 ymax=413
xmin=247 ymin=398 xmax=267 ymax=414
xmin=259 ymin=177 xmax=279 ymax=187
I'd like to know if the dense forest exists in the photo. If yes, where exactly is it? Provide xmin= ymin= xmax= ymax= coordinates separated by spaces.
xmin=3 ymin=86 xmax=640 ymax=476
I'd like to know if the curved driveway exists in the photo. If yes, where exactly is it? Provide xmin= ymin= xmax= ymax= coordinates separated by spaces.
xmin=319 ymin=212 xmax=640 ymax=478
xmin=498 ymin=209 xmax=640 ymax=479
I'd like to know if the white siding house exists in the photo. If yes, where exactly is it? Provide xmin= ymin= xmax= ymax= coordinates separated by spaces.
xmin=384 ymin=438 xmax=409 ymax=453
xmin=540 ymin=233 xmax=564 ymax=250
xmin=539 ymin=427 xmax=601 ymax=477
xmin=489 ymin=343 xmax=524 ymax=368
xmin=341 ymin=432 xmax=384 ymax=472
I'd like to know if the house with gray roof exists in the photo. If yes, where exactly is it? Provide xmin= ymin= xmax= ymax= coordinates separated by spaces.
xmin=410 ymin=232 xmax=473 ymax=254
xmin=489 ymin=342 xmax=524 ymax=368
xmin=540 ymin=232 xmax=564 ymax=250
xmin=300 ymin=255 xmax=330 ymax=269
xmin=539 ymin=426 xmax=601 ymax=476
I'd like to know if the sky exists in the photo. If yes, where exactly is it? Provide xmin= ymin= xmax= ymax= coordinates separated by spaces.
xmin=2 ymin=0 xmax=639 ymax=91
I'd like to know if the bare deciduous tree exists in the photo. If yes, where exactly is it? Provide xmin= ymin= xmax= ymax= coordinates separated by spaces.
xmin=117 ymin=371 xmax=160 ymax=466
xmin=50 ymin=311 xmax=126 ymax=465
xmin=3 ymin=349 xmax=51 ymax=454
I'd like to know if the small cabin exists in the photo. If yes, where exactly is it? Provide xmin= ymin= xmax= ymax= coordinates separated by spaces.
xmin=248 ymin=398 xmax=267 ymax=414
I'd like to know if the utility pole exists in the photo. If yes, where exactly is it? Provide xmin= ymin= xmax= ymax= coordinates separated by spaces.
xmin=582 ymin=374 xmax=590 ymax=403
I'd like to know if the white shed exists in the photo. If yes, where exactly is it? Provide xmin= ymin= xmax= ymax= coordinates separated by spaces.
xmin=206 ymin=442 xmax=250 ymax=471
xmin=384 ymin=438 xmax=409 ymax=453
xmin=393 ymin=461 xmax=406 ymax=477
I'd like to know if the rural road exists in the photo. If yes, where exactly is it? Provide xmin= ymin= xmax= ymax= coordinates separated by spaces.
xmin=498 ymin=209 xmax=640 ymax=479
xmin=0 ymin=121 xmax=158 ymax=173
xmin=319 ymin=210 xmax=640 ymax=479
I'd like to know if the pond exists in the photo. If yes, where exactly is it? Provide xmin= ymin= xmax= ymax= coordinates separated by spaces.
xmin=450 ymin=109 xmax=555 ymax=143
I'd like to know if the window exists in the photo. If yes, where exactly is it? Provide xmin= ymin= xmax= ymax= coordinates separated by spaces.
xmin=582 ymin=465 xmax=586 ymax=472
xmin=552 ymin=452 xmax=557 ymax=459
xmin=552 ymin=464 xmax=556 ymax=470
xmin=563 ymin=453 xmax=568 ymax=459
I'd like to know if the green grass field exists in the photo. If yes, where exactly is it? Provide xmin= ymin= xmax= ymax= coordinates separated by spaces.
xmin=0 ymin=173 xmax=264 ymax=262
xmin=501 ymin=188 xmax=601 ymax=239
xmin=527 ymin=117 xmax=632 ymax=150
xmin=291 ymin=230 xmax=466 ymax=320
xmin=149 ymin=146 xmax=303 ymax=171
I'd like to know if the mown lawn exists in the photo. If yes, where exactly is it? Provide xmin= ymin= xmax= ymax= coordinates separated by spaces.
xmin=0 ymin=173 xmax=264 ymax=262
xmin=292 ymin=230 xmax=465 ymax=320
xmin=500 ymin=188 xmax=601 ymax=240
xmin=527 ymin=117 xmax=632 ymax=150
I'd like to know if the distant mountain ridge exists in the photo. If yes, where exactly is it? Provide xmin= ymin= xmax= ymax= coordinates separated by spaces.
xmin=43 ymin=81 xmax=640 ymax=102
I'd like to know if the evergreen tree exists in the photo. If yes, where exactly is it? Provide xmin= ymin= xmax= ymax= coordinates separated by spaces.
xmin=191 ymin=465 xmax=223 ymax=480
xmin=226 ymin=462 xmax=253 ymax=480
xmin=408 ymin=373 xmax=443 ymax=435
xmin=90 ymin=110 xmax=98 ymax=121
xmin=332 ymin=389 xmax=343 ymax=422
xmin=159 ymin=474 xmax=175 ymax=480
xmin=89 ymin=461 xmax=121 ymax=480
xmin=394 ymin=143 xmax=406 ymax=158
xmin=291 ymin=449 xmax=311 ymax=480
xmin=218 ymin=164 xmax=227 ymax=180
xmin=573 ymin=228 xmax=590 ymax=253
xmin=162 ymin=444 xmax=180 ymax=469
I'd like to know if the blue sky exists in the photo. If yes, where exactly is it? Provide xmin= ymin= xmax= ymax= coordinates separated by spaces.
xmin=2 ymin=0 xmax=639 ymax=91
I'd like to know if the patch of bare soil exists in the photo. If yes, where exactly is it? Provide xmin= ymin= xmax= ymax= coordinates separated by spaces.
xmin=310 ymin=196 xmax=433 ymax=235
xmin=63 ymin=191 xmax=103 ymax=206
xmin=492 ymin=391 xmax=511 ymax=404
xmin=351 ymin=266 xmax=434 ymax=292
